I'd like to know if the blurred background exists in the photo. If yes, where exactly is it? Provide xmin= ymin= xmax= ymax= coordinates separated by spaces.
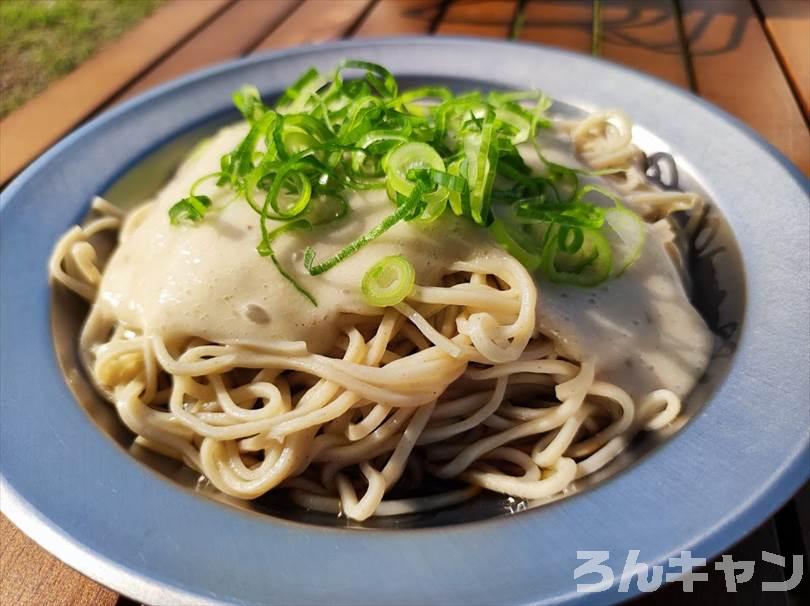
xmin=1 ymin=1 xmax=808 ymax=605
xmin=1 ymin=0 xmax=808 ymax=187
xmin=1 ymin=0 xmax=164 ymax=117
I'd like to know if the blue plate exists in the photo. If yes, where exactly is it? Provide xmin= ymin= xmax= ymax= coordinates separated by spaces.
xmin=1 ymin=38 xmax=808 ymax=605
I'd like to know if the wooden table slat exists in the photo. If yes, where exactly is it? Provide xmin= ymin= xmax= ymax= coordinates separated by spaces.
xmin=600 ymin=0 xmax=691 ymax=88
xmin=355 ymin=0 xmax=442 ymax=37
xmin=519 ymin=1 xmax=689 ymax=89
xmin=252 ymin=0 xmax=376 ymax=51
xmin=755 ymin=0 xmax=810 ymax=118
xmin=435 ymin=0 xmax=519 ymax=37
xmin=0 ymin=0 xmax=233 ymax=186
xmin=680 ymin=0 xmax=809 ymax=175
xmin=518 ymin=0 xmax=594 ymax=52
xmin=0 ymin=515 xmax=118 ymax=606
xmin=113 ymin=0 xmax=302 ymax=104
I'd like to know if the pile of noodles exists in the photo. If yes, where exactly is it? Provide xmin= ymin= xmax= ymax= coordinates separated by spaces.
xmin=50 ymin=110 xmax=701 ymax=521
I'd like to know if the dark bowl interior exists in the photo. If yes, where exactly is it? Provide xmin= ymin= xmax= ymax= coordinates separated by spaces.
xmin=50 ymin=81 xmax=747 ymax=529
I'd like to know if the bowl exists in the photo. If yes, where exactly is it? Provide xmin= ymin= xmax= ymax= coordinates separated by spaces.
xmin=2 ymin=37 xmax=808 ymax=605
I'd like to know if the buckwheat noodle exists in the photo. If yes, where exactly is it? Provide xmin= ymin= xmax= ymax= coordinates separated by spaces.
xmin=49 ymin=111 xmax=702 ymax=521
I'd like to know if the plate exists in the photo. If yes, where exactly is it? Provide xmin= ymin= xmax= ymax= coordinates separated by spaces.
xmin=1 ymin=38 xmax=808 ymax=605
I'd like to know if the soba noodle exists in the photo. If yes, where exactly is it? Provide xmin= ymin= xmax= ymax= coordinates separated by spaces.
xmin=50 ymin=101 xmax=712 ymax=521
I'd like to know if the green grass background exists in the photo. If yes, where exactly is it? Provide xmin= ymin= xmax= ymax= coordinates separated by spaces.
xmin=1 ymin=0 xmax=164 ymax=118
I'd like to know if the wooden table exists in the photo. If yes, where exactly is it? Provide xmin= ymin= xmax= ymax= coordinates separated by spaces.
xmin=1 ymin=1 xmax=807 ymax=604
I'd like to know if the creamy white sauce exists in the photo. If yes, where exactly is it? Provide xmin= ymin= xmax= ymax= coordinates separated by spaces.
xmin=99 ymin=122 xmax=713 ymax=397
xmin=98 ymin=124 xmax=503 ymax=354
xmin=537 ymin=221 xmax=713 ymax=399
xmin=521 ymin=127 xmax=713 ymax=398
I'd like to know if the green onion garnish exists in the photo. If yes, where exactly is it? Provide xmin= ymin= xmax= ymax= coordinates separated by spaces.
xmin=168 ymin=195 xmax=212 ymax=225
xmin=304 ymin=182 xmax=425 ymax=276
xmin=361 ymin=255 xmax=416 ymax=307
xmin=169 ymin=59 xmax=646 ymax=304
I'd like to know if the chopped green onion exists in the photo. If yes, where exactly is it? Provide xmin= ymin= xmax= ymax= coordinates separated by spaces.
xmin=304 ymin=183 xmax=425 ymax=276
xmin=575 ymin=184 xmax=624 ymax=207
xmin=384 ymin=142 xmax=446 ymax=203
xmin=394 ymin=86 xmax=453 ymax=116
xmin=490 ymin=218 xmax=542 ymax=271
xmin=514 ymin=197 xmax=606 ymax=228
xmin=337 ymin=59 xmax=398 ymax=99
xmin=464 ymin=109 xmax=498 ymax=224
xmin=277 ymin=67 xmax=329 ymax=114
xmin=361 ymin=255 xmax=416 ymax=307
xmin=407 ymin=168 xmax=466 ymax=193
xmin=256 ymin=219 xmax=317 ymax=305
xmin=303 ymin=192 xmax=348 ymax=226
xmin=189 ymin=172 xmax=220 ymax=197
xmin=169 ymin=195 xmax=212 ymax=225
xmin=169 ymin=59 xmax=647 ymax=300
xmin=446 ymin=158 xmax=467 ymax=216
xmin=233 ymin=85 xmax=266 ymax=123
xmin=542 ymin=225 xmax=612 ymax=286
xmin=604 ymin=206 xmax=646 ymax=276
xmin=265 ymin=162 xmax=313 ymax=219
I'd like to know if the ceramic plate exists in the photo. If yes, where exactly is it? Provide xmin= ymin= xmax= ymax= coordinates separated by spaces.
xmin=1 ymin=38 xmax=808 ymax=605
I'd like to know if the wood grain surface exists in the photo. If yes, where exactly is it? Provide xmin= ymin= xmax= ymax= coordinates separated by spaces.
xmin=355 ymin=0 xmax=442 ymax=37
xmin=518 ymin=0 xmax=594 ymax=52
xmin=518 ymin=0 xmax=690 ymax=88
xmin=600 ymin=0 xmax=691 ymax=88
xmin=253 ymin=0 xmax=374 ymax=51
xmin=0 ymin=514 xmax=118 ymax=606
xmin=113 ymin=0 xmax=301 ymax=103
xmin=681 ymin=0 xmax=809 ymax=174
xmin=1 ymin=1 xmax=807 ymax=604
xmin=0 ymin=0 xmax=233 ymax=185
xmin=757 ymin=0 xmax=810 ymax=117
xmin=435 ymin=0 xmax=519 ymax=36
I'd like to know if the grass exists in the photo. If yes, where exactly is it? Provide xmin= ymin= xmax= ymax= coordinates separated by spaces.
xmin=0 ymin=0 xmax=164 ymax=118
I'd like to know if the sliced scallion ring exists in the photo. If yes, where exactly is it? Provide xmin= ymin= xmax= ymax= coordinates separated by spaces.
xmin=266 ymin=165 xmax=312 ymax=219
xmin=384 ymin=142 xmax=446 ymax=202
xmin=168 ymin=195 xmax=212 ymax=225
xmin=490 ymin=218 xmax=542 ymax=271
xmin=604 ymin=206 xmax=646 ymax=276
xmin=542 ymin=225 xmax=612 ymax=286
xmin=361 ymin=255 xmax=416 ymax=307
